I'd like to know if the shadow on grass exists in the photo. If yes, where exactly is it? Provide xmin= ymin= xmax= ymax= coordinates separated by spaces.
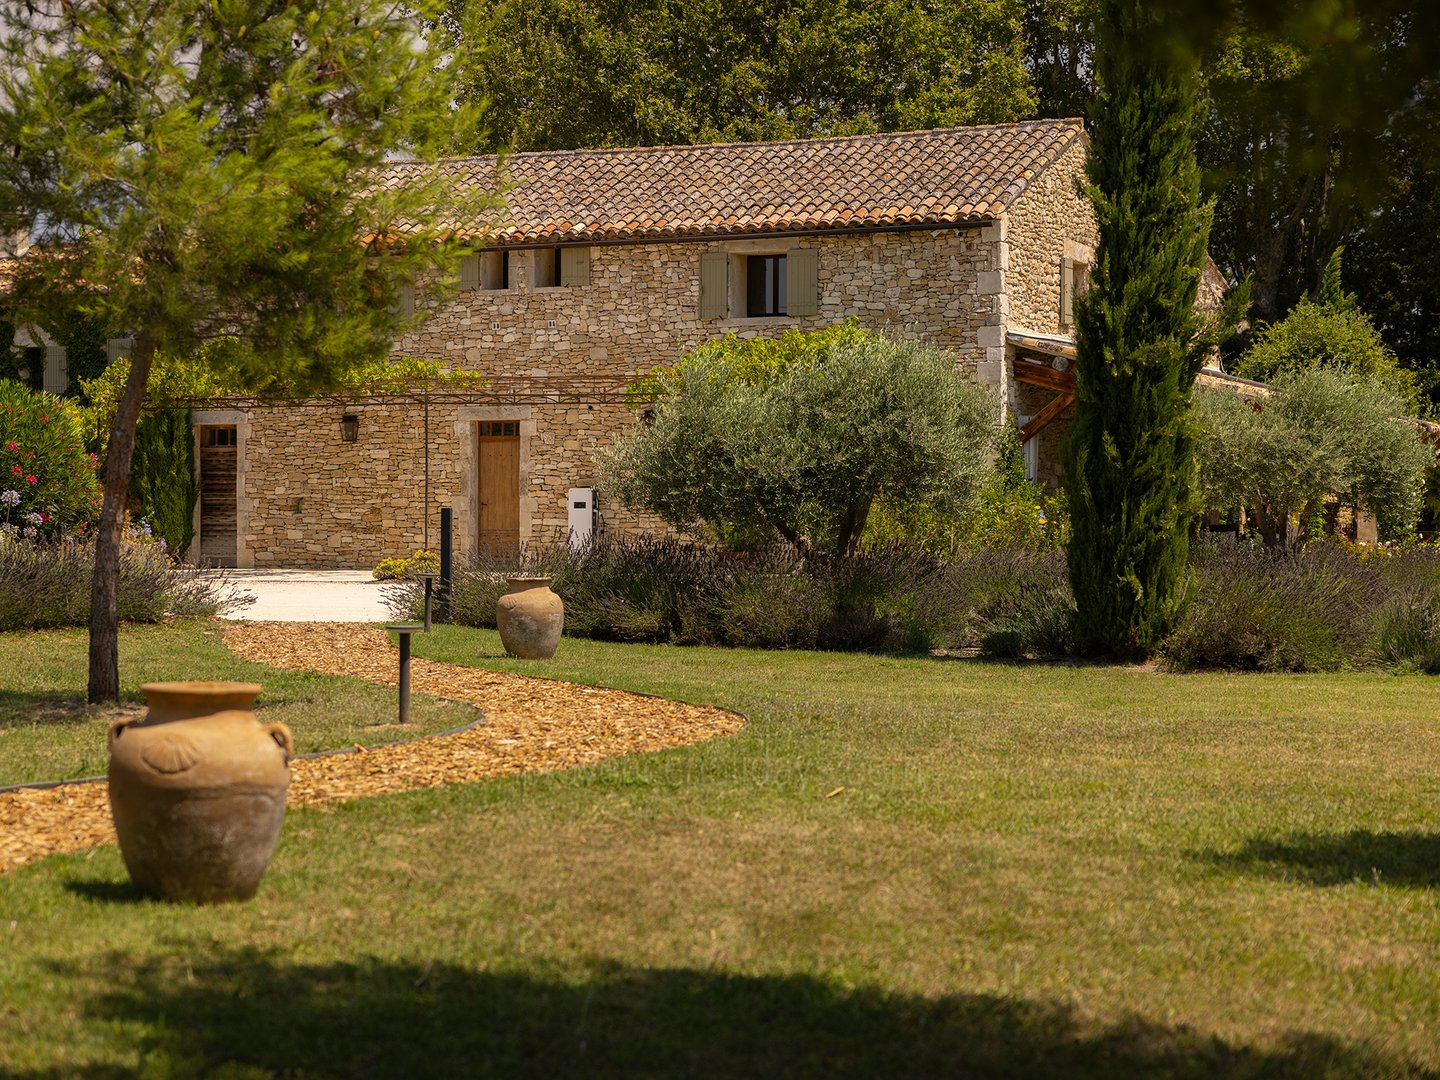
xmin=1201 ymin=830 xmax=1440 ymax=889
xmin=19 ymin=946 xmax=1433 ymax=1079
xmin=0 ymin=689 xmax=137 ymax=728
xmin=62 ymin=880 xmax=148 ymax=905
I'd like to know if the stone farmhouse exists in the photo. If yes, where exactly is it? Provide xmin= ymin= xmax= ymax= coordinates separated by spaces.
xmin=179 ymin=118 xmax=1112 ymax=568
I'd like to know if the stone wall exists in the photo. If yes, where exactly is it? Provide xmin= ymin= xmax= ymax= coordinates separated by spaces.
xmin=230 ymin=165 xmax=1097 ymax=566
xmin=396 ymin=226 xmax=997 ymax=380
xmin=235 ymin=400 xmax=670 ymax=568
xmin=1003 ymin=140 xmax=1096 ymax=338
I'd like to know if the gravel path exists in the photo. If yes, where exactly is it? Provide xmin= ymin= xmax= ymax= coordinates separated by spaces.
xmin=0 ymin=623 xmax=744 ymax=877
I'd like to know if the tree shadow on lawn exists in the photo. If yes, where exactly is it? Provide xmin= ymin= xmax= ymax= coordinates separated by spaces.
xmin=0 ymin=689 xmax=141 ymax=729
xmin=1200 ymin=830 xmax=1440 ymax=889
xmin=18 ymin=945 xmax=1432 ymax=1079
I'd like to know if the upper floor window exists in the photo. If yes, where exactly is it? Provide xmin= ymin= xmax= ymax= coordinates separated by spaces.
xmin=698 ymin=247 xmax=817 ymax=320
xmin=747 ymin=254 xmax=787 ymax=317
xmin=533 ymin=246 xmax=591 ymax=289
xmin=461 ymin=251 xmax=510 ymax=291
xmin=1060 ymin=255 xmax=1090 ymax=329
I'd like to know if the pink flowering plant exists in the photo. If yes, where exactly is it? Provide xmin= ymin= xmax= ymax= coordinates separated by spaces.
xmin=0 ymin=380 xmax=101 ymax=541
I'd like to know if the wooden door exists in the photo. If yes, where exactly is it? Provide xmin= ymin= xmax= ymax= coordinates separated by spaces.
xmin=199 ymin=426 xmax=238 ymax=567
xmin=477 ymin=421 xmax=520 ymax=559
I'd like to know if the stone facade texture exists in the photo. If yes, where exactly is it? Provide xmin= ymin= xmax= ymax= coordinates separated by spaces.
xmin=1003 ymin=143 xmax=1096 ymax=339
xmin=217 ymin=136 xmax=1097 ymax=568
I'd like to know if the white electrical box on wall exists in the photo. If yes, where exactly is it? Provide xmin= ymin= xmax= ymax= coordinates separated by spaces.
xmin=568 ymin=487 xmax=596 ymax=550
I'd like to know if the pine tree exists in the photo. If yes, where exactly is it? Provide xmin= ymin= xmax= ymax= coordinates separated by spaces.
xmin=0 ymin=0 xmax=490 ymax=700
xmin=1063 ymin=0 xmax=1212 ymax=659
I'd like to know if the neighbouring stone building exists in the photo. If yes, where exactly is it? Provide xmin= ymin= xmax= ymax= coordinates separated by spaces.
xmin=194 ymin=119 xmax=1105 ymax=567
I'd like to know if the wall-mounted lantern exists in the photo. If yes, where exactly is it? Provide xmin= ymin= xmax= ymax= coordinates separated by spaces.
xmin=341 ymin=413 xmax=360 ymax=442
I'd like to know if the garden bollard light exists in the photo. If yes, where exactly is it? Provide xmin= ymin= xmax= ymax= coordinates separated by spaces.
xmin=438 ymin=506 xmax=453 ymax=623
xmin=416 ymin=572 xmax=438 ymax=632
xmin=387 ymin=624 xmax=423 ymax=723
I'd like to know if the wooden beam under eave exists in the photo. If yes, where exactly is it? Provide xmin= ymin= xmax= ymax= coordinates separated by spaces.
xmin=1014 ymin=359 xmax=1076 ymax=393
xmin=1020 ymin=392 xmax=1075 ymax=443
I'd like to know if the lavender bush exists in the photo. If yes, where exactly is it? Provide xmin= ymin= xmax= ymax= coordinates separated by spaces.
xmin=0 ymin=535 xmax=250 ymax=631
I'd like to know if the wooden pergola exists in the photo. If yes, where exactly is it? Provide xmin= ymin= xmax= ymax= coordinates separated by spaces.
xmin=1008 ymin=331 xmax=1076 ymax=444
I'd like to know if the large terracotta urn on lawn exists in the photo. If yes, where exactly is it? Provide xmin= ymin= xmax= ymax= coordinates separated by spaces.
xmin=496 ymin=576 xmax=564 ymax=658
xmin=107 ymin=681 xmax=293 ymax=903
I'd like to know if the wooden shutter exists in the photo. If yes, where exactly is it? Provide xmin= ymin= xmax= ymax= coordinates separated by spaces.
xmin=787 ymin=248 xmax=819 ymax=316
xmin=459 ymin=254 xmax=481 ymax=290
xmin=394 ymin=281 xmax=415 ymax=317
xmin=105 ymin=337 xmax=134 ymax=362
xmin=698 ymin=252 xmax=728 ymax=319
xmin=560 ymin=246 xmax=591 ymax=287
xmin=1060 ymin=256 xmax=1075 ymax=327
xmin=42 ymin=344 xmax=66 ymax=394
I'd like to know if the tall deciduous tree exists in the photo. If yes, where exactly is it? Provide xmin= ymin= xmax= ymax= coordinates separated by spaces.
xmin=1063 ymin=0 xmax=1211 ymax=659
xmin=451 ymin=0 xmax=1034 ymax=152
xmin=0 ymin=0 xmax=488 ymax=701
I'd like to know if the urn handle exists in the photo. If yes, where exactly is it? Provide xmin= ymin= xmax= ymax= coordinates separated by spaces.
xmin=266 ymin=721 xmax=295 ymax=760
xmin=108 ymin=717 xmax=135 ymax=749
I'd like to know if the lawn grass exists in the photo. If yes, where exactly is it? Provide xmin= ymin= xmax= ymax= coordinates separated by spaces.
xmin=0 ymin=620 xmax=478 ymax=787
xmin=2 ymin=624 xmax=1440 ymax=1076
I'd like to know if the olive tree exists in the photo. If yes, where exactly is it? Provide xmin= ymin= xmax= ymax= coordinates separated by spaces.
xmin=600 ymin=326 xmax=997 ymax=558
xmin=1194 ymin=367 xmax=1435 ymax=545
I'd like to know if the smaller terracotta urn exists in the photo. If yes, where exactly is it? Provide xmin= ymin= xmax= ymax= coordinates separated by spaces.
xmin=107 ymin=681 xmax=293 ymax=904
xmin=496 ymin=576 xmax=565 ymax=658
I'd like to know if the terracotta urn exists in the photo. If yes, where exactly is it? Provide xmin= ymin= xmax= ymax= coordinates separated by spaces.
xmin=107 ymin=681 xmax=293 ymax=904
xmin=496 ymin=576 xmax=564 ymax=658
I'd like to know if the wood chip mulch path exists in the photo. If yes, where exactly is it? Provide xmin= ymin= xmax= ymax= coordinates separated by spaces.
xmin=0 ymin=623 xmax=744 ymax=877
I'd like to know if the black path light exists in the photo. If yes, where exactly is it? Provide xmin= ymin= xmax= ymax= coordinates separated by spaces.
xmin=386 ymin=624 xmax=424 ymax=723
xmin=415 ymin=572 xmax=438 ymax=632
xmin=438 ymin=506 xmax=453 ymax=623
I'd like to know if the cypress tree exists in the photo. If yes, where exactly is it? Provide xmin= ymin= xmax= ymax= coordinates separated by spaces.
xmin=1063 ymin=0 xmax=1212 ymax=659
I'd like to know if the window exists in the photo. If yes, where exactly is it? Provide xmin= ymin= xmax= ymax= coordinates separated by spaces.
xmin=478 ymin=421 xmax=519 ymax=438
xmin=483 ymin=250 xmax=509 ymax=290
xmin=1060 ymin=255 xmax=1090 ymax=329
xmin=532 ymin=247 xmax=591 ymax=288
xmin=747 ymin=254 xmax=787 ymax=317
xmin=533 ymin=247 xmax=561 ymax=288
xmin=461 ymin=252 xmax=511 ymax=291
xmin=698 ymin=248 xmax=817 ymax=320
xmin=200 ymin=426 xmax=237 ymax=448
xmin=21 ymin=345 xmax=42 ymax=392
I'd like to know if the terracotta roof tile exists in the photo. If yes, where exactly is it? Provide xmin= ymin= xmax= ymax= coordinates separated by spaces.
xmin=380 ymin=119 xmax=1084 ymax=246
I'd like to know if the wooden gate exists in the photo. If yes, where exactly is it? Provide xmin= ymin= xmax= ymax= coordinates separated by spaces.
xmin=476 ymin=421 xmax=520 ymax=559
xmin=198 ymin=426 xmax=238 ymax=567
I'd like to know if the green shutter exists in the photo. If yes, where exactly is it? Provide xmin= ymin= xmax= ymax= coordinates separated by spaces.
xmin=395 ymin=281 xmax=415 ymax=318
xmin=1060 ymin=256 xmax=1075 ymax=326
xmin=42 ymin=344 xmax=67 ymax=395
xmin=787 ymin=248 xmax=818 ymax=316
xmin=459 ymin=254 xmax=481 ymax=290
xmin=561 ymin=246 xmax=591 ymax=287
xmin=698 ymin=252 xmax=728 ymax=319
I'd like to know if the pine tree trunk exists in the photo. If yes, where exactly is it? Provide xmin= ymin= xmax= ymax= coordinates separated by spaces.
xmin=87 ymin=334 xmax=155 ymax=704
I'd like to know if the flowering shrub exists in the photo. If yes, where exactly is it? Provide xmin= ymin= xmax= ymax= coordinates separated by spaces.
xmin=373 ymin=550 xmax=440 ymax=580
xmin=0 ymin=380 xmax=100 ymax=541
